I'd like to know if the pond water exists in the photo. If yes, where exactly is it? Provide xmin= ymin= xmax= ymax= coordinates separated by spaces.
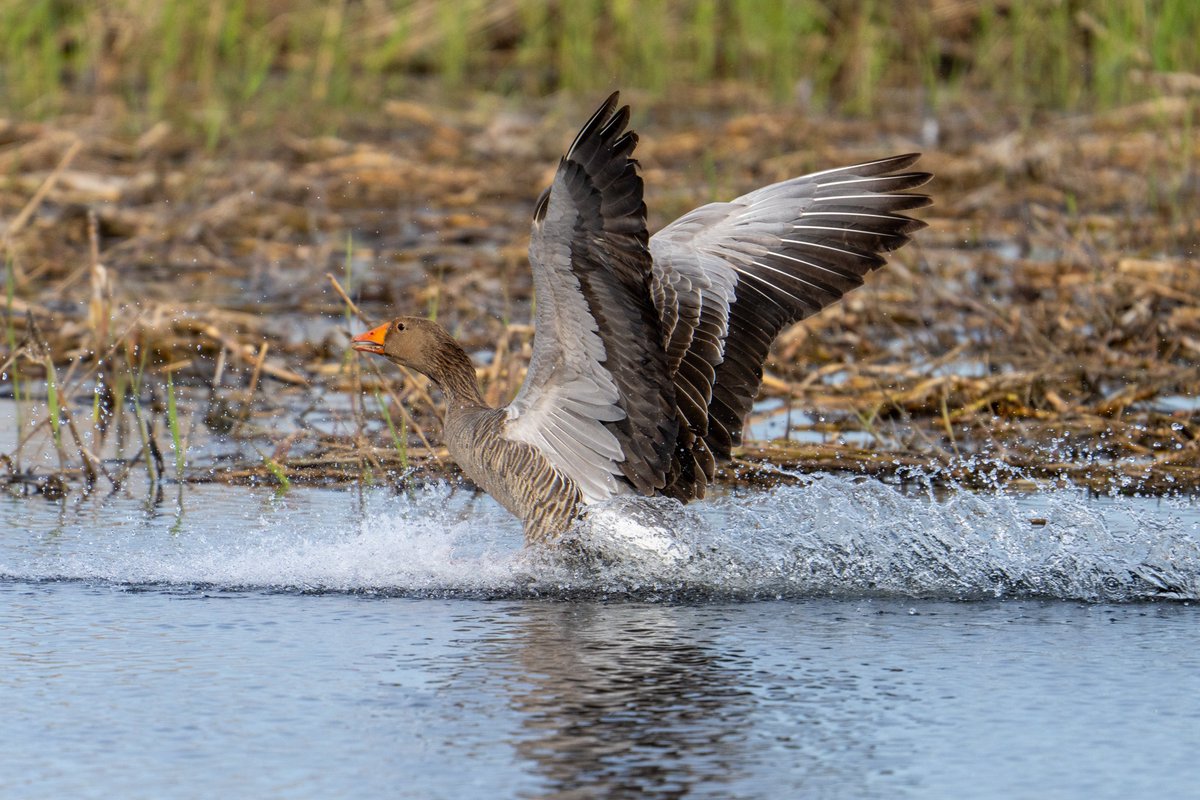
xmin=3 ymin=476 xmax=1199 ymax=798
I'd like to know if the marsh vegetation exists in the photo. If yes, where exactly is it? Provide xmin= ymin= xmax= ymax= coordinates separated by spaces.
xmin=2 ymin=0 xmax=1197 ymax=499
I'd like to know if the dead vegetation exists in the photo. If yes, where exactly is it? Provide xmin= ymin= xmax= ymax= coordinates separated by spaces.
xmin=2 ymin=79 xmax=1198 ymax=500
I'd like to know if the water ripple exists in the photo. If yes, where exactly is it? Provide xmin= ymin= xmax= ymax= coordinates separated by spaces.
xmin=1 ymin=475 xmax=1197 ymax=602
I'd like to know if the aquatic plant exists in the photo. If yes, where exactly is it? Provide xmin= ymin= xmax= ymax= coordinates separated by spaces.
xmin=374 ymin=388 xmax=409 ymax=472
xmin=166 ymin=371 xmax=185 ymax=482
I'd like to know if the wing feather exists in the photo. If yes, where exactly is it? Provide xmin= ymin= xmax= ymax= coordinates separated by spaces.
xmin=650 ymin=154 xmax=931 ymax=498
xmin=505 ymin=92 xmax=677 ymax=503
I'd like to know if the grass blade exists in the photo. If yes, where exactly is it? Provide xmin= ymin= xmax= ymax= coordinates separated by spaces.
xmin=374 ymin=388 xmax=409 ymax=471
xmin=167 ymin=371 xmax=186 ymax=481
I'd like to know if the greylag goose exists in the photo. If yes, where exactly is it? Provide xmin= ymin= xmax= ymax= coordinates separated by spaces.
xmin=353 ymin=92 xmax=930 ymax=543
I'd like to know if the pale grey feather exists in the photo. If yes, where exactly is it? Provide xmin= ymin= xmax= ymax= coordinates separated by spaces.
xmin=504 ymin=92 xmax=676 ymax=503
xmin=650 ymin=154 xmax=931 ymax=498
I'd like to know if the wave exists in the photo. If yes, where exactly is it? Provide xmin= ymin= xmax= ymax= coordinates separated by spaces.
xmin=2 ymin=475 xmax=1197 ymax=601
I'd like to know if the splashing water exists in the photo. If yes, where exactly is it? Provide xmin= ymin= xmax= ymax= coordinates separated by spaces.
xmin=1 ymin=474 xmax=1197 ymax=601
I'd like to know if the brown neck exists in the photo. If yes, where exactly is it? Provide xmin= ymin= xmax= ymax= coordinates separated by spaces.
xmin=416 ymin=341 xmax=486 ymax=411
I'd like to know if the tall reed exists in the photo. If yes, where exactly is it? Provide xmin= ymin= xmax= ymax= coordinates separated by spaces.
xmin=4 ymin=1 xmax=1197 ymax=133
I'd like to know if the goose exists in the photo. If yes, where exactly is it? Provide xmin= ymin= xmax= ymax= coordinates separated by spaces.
xmin=353 ymin=92 xmax=930 ymax=543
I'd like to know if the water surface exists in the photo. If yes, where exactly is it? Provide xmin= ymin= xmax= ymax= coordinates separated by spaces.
xmin=3 ymin=477 xmax=1198 ymax=798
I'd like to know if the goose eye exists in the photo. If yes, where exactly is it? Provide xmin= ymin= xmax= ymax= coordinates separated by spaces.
xmin=394 ymin=321 xmax=405 ymax=332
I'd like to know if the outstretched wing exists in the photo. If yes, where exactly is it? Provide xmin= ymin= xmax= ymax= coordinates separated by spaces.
xmin=504 ymin=92 xmax=677 ymax=503
xmin=650 ymin=155 xmax=931 ymax=499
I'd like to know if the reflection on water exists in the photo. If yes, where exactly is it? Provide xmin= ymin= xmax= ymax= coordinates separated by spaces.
xmin=8 ymin=588 xmax=1197 ymax=798
xmin=495 ymin=604 xmax=750 ymax=797
xmin=388 ymin=601 xmax=935 ymax=799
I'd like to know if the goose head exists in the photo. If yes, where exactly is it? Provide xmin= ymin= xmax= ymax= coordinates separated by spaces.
xmin=351 ymin=317 xmax=484 ymax=408
xmin=351 ymin=316 xmax=448 ymax=374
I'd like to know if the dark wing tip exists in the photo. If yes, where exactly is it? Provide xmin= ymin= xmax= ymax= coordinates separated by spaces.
xmin=887 ymin=171 xmax=934 ymax=191
xmin=856 ymin=154 xmax=933 ymax=194
xmin=565 ymin=91 xmax=624 ymax=159
xmin=532 ymin=184 xmax=552 ymax=224
xmin=889 ymin=193 xmax=934 ymax=210
xmin=859 ymin=153 xmax=923 ymax=175
xmin=879 ymin=155 xmax=932 ymax=203
xmin=600 ymin=103 xmax=631 ymax=140
xmin=884 ymin=152 xmax=922 ymax=170
xmin=532 ymin=92 xmax=630 ymax=225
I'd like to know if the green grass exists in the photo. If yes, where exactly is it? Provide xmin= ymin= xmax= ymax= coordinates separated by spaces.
xmin=5 ymin=258 xmax=21 ymax=470
xmin=125 ymin=344 xmax=158 ymax=484
xmin=166 ymin=371 xmax=185 ymax=481
xmin=374 ymin=388 xmax=409 ymax=471
xmin=260 ymin=452 xmax=291 ymax=491
xmin=109 ymin=372 xmax=128 ymax=458
xmin=2 ymin=1 xmax=1197 ymax=138
xmin=45 ymin=361 xmax=61 ymax=449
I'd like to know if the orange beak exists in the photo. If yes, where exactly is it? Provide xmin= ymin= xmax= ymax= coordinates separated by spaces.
xmin=351 ymin=323 xmax=389 ymax=355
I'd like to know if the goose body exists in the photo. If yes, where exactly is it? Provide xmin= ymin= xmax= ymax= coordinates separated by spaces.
xmin=353 ymin=92 xmax=931 ymax=543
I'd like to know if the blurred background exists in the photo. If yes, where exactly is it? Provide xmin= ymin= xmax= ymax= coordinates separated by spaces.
xmin=5 ymin=0 xmax=1199 ymax=132
xmin=1 ymin=1 xmax=1198 ymax=492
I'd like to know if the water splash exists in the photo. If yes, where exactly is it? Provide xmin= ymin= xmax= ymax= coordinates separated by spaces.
xmin=1 ymin=475 xmax=1196 ymax=601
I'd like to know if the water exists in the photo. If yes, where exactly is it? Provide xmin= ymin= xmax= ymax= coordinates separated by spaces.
xmin=3 ymin=477 xmax=1199 ymax=798
xmin=746 ymin=398 xmax=876 ymax=446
